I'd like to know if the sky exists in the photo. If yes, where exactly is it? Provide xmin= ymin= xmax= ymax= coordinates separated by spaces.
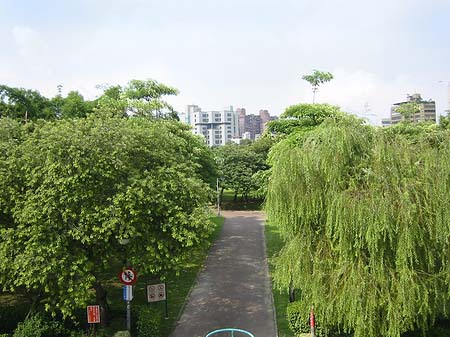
xmin=1 ymin=0 xmax=450 ymax=124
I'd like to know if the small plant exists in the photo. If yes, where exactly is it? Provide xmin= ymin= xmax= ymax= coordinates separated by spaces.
xmin=13 ymin=313 xmax=68 ymax=337
xmin=113 ymin=331 xmax=131 ymax=337
xmin=134 ymin=305 xmax=161 ymax=337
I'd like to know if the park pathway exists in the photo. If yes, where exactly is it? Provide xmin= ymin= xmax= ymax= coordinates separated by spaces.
xmin=170 ymin=210 xmax=277 ymax=337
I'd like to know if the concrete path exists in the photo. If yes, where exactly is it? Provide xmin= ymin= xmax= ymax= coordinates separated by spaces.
xmin=170 ymin=211 xmax=277 ymax=337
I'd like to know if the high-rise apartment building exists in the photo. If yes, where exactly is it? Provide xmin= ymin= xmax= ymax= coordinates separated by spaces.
xmin=237 ymin=108 xmax=277 ymax=139
xmin=180 ymin=105 xmax=239 ymax=146
xmin=390 ymin=93 xmax=436 ymax=124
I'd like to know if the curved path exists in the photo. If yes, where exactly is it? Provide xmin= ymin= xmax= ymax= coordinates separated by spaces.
xmin=170 ymin=210 xmax=277 ymax=337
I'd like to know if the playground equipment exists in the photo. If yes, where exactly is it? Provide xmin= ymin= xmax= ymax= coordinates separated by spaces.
xmin=205 ymin=328 xmax=255 ymax=337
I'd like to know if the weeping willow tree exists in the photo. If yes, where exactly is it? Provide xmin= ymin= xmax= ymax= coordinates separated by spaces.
xmin=266 ymin=116 xmax=450 ymax=337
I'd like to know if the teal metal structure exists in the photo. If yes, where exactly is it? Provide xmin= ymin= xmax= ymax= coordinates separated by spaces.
xmin=205 ymin=328 xmax=255 ymax=337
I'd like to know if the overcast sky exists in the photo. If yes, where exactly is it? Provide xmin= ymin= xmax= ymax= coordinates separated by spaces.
xmin=1 ymin=0 xmax=449 ymax=124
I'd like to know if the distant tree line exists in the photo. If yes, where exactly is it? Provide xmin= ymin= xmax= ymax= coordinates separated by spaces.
xmin=0 ymin=79 xmax=179 ymax=121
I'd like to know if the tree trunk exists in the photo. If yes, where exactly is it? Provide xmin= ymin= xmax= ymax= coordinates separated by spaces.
xmin=220 ymin=187 xmax=224 ymax=203
xmin=234 ymin=191 xmax=238 ymax=202
xmin=289 ymin=278 xmax=296 ymax=302
xmin=26 ymin=292 xmax=42 ymax=319
xmin=93 ymin=281 xmax=110 ymax=325
xmin=289 ymin=286 xmax=296 ymax=302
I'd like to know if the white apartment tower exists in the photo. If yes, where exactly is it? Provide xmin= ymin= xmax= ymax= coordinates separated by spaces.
xmin=181 ymin=105 xmax=240 ymax=146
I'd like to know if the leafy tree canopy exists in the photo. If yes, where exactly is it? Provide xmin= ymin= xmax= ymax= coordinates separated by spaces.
xmin=214 ymin=143 xmax=267 ymax=201
xmin=96 ymin=79 xmax=179 ymax=119
xmin=301 ymin=70 xmax=334 ymax=88
xmin=59 ymin=91 xmax=93 ymax=119
xmin=301 ymin=70 xmax=334 ymax=103
xmin=266 ymin=115 xmax=450 ymax=337
xmin=439 ymin=111 xmax=450 ymax=130
xmin=0 ymin=85 xmax=55 ymax=121
xmin=0 ymin=116 xmax=215 ymax=319
xmin=394 ymin=101 xmax=421 ymax=120
xmin=266 ymin=103 xmax=343 ymax=137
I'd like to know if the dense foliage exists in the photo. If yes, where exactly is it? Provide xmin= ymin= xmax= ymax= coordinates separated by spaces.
xmin=0 ymin=116 xmax=215 ymax=320
xmin=266 ymin=115 xmax=450 ymax=337
xmin=0 ymin=79 xmax=179 ymax=122
xmin=266 ymin=103 xmax=342 ymax=137
xmin=214 ymin=142 xmax=268 ymax=201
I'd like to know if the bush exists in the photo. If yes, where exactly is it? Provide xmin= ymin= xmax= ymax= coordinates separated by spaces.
xmin=287 ymin=302 xmax=336 ymax=337
xmin=134 ymin=305 xmax=161 ymax=337
xmin=113 ymin=331 xmax=131 ymax=337
xmin=13 ymin=313 xmax=68 ymax=337
xmin=287 ymin=301 xmax=309 ymax=336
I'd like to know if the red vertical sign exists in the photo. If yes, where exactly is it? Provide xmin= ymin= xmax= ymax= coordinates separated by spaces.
xmin=87 ymin=305 xmax=101 ymax=323
xmin=310 ymin=308 xmax=315 ymax=328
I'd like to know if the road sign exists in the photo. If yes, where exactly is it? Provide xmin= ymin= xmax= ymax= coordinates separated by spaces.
xmin=147 ymin=283 xmax=166 ymax=302
xmin=87 ymin=305 xmax=100 ymax=324
xmin=119 ymin=268 xmax=138 ymax=285
xmin=123 ymin=285 xmax=133 ymax=301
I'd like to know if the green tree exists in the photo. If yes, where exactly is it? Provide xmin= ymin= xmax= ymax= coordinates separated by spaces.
xmin=301 ymin=70 xmax=333 ymax=103
xmin=0 ymin=116 xmax=215 ymax=321
xmin=59 ymin=91 xmax=92 ymax=119
xmin=394 ymin=101 xmax=421 ymax=122
xmin=266 ymin=103 xmax=342 ymax=137
xmin=0 ymin=85 xmax=54 ymax=121
xmin=439 ymin=111 xmax=450 ymax=129
xmin=266 ymin=115 xmax=450 ymax=337
xmin=214 ymin=143 xmax=267 ymax=202
xmin=95 ymin=80 xmax=179 ymax=119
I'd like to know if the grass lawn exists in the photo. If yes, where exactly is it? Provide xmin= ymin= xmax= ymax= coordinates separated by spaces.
xmin=0 ymin=215 xmax=224 ymax=337
xmin=220 ymin=190 xmax=264 ymax=211
xmin=264 ymin=221 xmax=293 ymax=337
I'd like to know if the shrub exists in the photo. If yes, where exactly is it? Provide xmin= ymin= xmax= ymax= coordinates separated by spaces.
xmin=113 ymin=331 xmax=131 ymax=337
xmin=13 ymin=313 xmax=68 ymax=337
xmin=287 ymin=301 xmax=309 ymax=336
xmin=134 ymin=305 xmax=161 ymax=337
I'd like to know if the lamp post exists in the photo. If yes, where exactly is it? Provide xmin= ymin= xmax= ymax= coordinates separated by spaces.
xmin=216 ymin=178 xmax=221 ymax=216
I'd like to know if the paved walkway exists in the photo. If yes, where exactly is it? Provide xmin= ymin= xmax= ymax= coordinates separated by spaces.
xmin=171 ymin=211 xmax=277 ymax=337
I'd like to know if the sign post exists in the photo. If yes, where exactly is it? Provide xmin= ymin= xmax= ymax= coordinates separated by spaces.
xmin=147 ymin=283 xmax=168 ymax=318
xmin=123 ymin=285 xmax=133 ymax=331
xmin=310 ymin=307 xmax=316 ymax=337
xmin=87 ymin=305 xmax=100 ymax=336
xmin=119 ymin=268 xmax=138 ymax=332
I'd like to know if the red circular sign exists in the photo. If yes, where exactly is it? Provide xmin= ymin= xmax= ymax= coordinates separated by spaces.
xmin=119 ymin=268 xmax=138 ymax=285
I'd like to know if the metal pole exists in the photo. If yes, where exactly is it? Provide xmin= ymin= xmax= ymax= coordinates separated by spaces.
xmin=127 ymin=300 xmax=131 ymax=331
xmin=216 ymin=178 xmax=221 ymax=216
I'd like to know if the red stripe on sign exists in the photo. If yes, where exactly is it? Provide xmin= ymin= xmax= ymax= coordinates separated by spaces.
xmin=310 ymin=309 xmax=315 ymax=328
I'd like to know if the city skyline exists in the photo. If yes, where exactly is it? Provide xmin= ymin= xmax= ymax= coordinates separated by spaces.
xmin=1 ymin=0 xmax=450 ymax=125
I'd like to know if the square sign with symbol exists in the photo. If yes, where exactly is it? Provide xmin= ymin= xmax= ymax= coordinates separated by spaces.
xmin=147 ymin=283 xmax=166 ymax=302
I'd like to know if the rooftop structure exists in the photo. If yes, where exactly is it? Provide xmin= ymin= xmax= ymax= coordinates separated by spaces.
xmin=390 ymin=93 xmax=436 ymax=125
